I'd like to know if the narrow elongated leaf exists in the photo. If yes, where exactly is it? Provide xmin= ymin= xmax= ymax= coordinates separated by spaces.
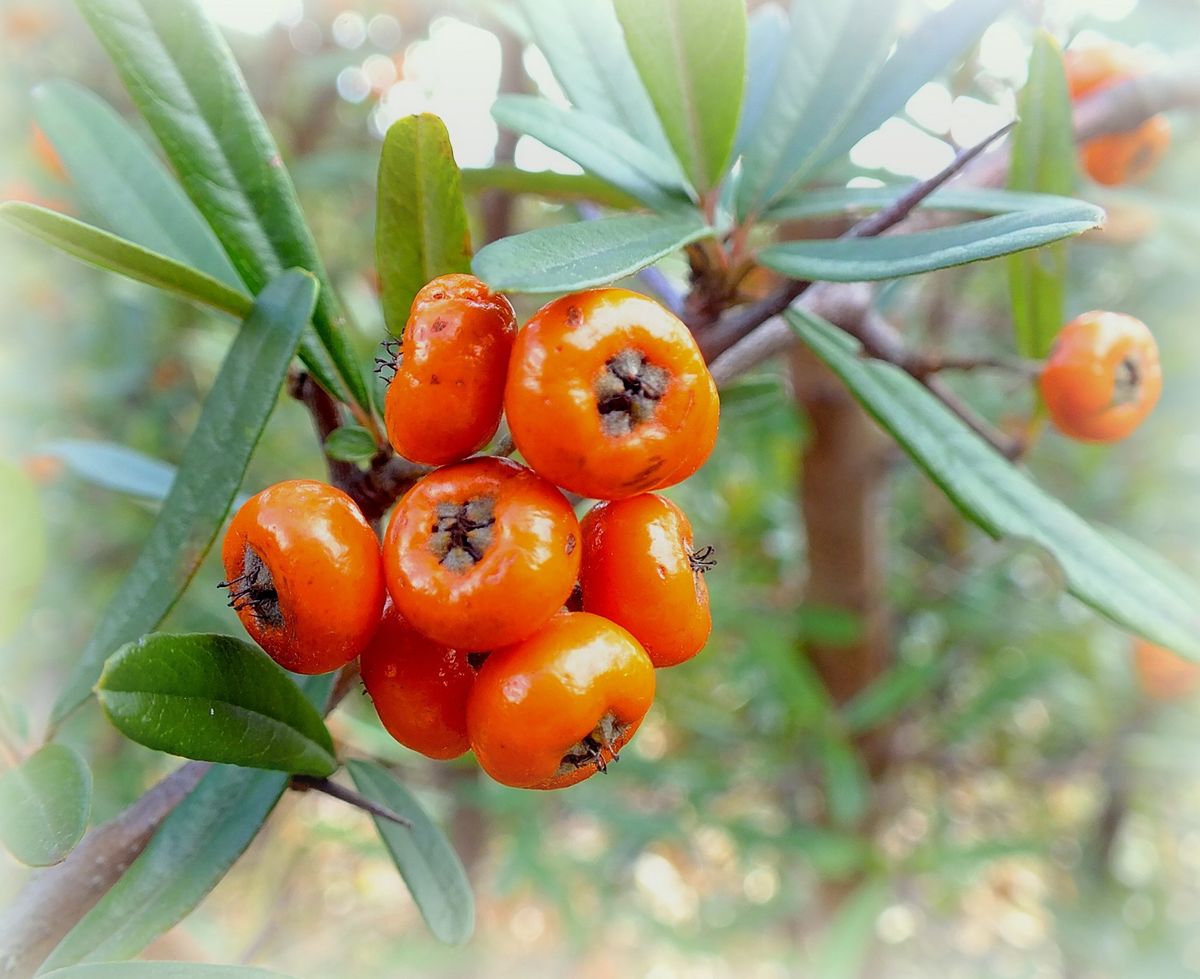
xmin=76 ymin=0 xmax=367 ymax=410
xmin=41 ymin=440 xmax=181 ymax=504
xmin=790 ymin=311 xmax=1200 ymax=660
xmin=515 ymin=0 xmax=672 ymax=159
xmin=97 ymin=634 xmax=337 ymax=776
xmin=42 ymin=965 xmax=291 ymax=979
xmin=0 ymin=461 xmax=47 ymax=643
xmin=841 ymin=658 xmax=948 ymax=734
xmin=460 ymin=165 xmax=638 ymax=209
xmin=49 ymin=271 xmax=317 ymax=729
xmin=473 ymin=212 xmax=710 ymax=293
xmin=492 ymin=97 xmax=691 ymax=210
xmin=40 ymin=675 xmax=333 ymax=973
xmin=736 ymin=0 xmax=898 ymax=217
xmin=760 ymin=202 xmax=1103 ymax=282
xmin=815 ymin=0 xmax=1014 ymax=168
xmin=0 ymin=744 xmax=91 ymax=867
xmin=1 ymin=203 xmax=252 ymax=319
xmin=764 ymin=186 xmax=1072 ymax=222
xmin=613 ymin=0 xmax=746 ymax=194
xmin=1007 ymin=33 xmax=1076 ymax=359
xmin=817 ymin=732 xmax=870 ymax=828
xmin=376 ymin=114 xmax=472 ymax=336
xmin=347 ymin=760 xmax=474 ymax=945
xmin=809 ymin=880 xmax=891 ymax=979
xmin=34 ymin=80 xmax=241 ymax=287
xmin=735 ymin=3 xmax=790 ymax=155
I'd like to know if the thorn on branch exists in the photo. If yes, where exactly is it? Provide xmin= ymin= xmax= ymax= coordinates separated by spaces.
xmin=291 ymin=774 xmax=412 ymax=829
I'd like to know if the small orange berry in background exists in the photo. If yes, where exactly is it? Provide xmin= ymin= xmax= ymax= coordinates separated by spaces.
xmin=1064 ymin=43 xmax=1170 ymax=186
xmin=505 ymin=288 xmax=719 ymax=500
xmin=1040 ymin=311 xmax=1161 ymax=442
xmin=30 ymin=125 xmax=67 ymax=182
xmin=384 ymin=273 xmax=516 ymax=466
xmin=1133 ymin=638 xmax=1200 ymax=702
xmin=221 ymin=480 xmax=385 ymax=675
xmin=360 ymin=603 xmax=479 ymax=760
xmin=382 ymin=456 xmax=580 ymax=651
xmin=580 ymin=494 xmax=713 ymax=668
xmin=467 ymin=611 xmax=656 ymax=789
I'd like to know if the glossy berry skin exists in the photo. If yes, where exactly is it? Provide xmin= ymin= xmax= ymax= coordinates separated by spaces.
xmin=580 ymin=494 xmax=711 ymax=668
xmin=1040 ymin=311 xmax=1161 ymax=442
xmin=382 ymin=456 xmax=580 ymax=651
xmin=360 ymin=603 xmax=477 ymax=760
xmin=466 ymin=611 xmax=656 ymax=789
xmin=221 ymin=480 xmax=385 ymax=675
xmin=385 ymin=274 xmax=517 ymax=466
xmin=1065 ymin=45 xmax=1170 ymax=186
xmin=1134 ymin=639 xmax=1200 ymax=702
xmin=505 ymin=288 xmax=719 ymax=500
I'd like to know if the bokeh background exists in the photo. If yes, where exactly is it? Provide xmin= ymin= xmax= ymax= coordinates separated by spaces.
xmin=2 ymin=0 xmax=1200 ymax=976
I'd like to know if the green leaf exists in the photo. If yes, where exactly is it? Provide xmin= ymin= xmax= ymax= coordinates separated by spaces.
xmin=97 ymin=634 xmax=337 ymax=776
xmin=0 ymin=203 xmax=252 ymax=319
xmin=460 ymin=165 xmax=638 ymax=209
xmin=0 ymin=744 xmax=91 ymax=867
xmin=515 ymin=0 xmax=673 ymax=159
xmin=0 ymin=460 xmax=47 ymax=643
xmin=40 ymin=440 xmax=179 ymax=504
xmin=33 ymin=80 xmax=242 ymax=288
xmin=49 ymin=271 xmax=317 ymax=729
xmin=841 ymin=658 xmax=948 ymax=734
xmin=763 ymin=186 xmax=1071 ymax=222
xmin=324 ymin=426 xmax=379 ymax=464
xmin=1007 ymin=32 xmax=1077 ymax=359
xmin=347 ymin=760 xmax=474 ymax=945
xmin=809 ymin=880 xmax=891 ymax=979
xmin=491 ymin=97 xmax=692 ymax=210
xmin=76 ymin=0 xmax=368 ymax=411
xmin=814 ymin=0 xmax=1014 ymax=169
xmin=789 ymin=310 xmax=1200 ymax=661
xmin=473 ymin=212 xmax=711 ymax=293
xmin=42 ymin=966 xmax=292 ymax=979
xmin=376 ymin=114 xmax=472 ymax=337
xmin=613 ymin=0 xmax=746 ymax=194
xmin=941 ymin=660 xmax=1056 ymax=744
xmin=817 ymin=731 xmax=870 ymax=828
xmin=735 ymin=3 xmax=790 ymax=155
xmin=760 ymin=201 xmax=1104 ymax=282
xmin=40 ymin=676 xmax=333 ymax=973
xmin=736 ymin=0 xmax=898 ymax=217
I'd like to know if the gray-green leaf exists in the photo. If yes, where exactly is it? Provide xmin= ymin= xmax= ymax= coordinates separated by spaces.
xmin=49 ymin=271 xmax=317 ymax=729
xmin=613 ymin=0 xmax=746 ymax=194
xmin=0 ymin=744 xmax=91 ymax=867
xmin=97 ymin=634 xmax=336 ymax=776
xmin=790 ymin=310 xmax=1200 ymax=660
xmin=473 ymin=212 xmax=711 ymax=293
xmin=760 ymin=201 xmax=1103 ymax=282
xmin=376 ymin=114 xmax=472 ymax=337
xmin=33 ymin=79 xmax=241 ymax=288
xmin=1007 ymin=32 xmax=1077 ymax=359
xmin=347 ymin=760 xmax=474 ymax=945
xmin=0 ymin=203 xmax=252 ymax=320
xmin=42 ymin=965 xmax=291 ymax=979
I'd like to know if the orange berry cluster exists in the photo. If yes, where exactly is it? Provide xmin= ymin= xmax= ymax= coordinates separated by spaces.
xmin=221 ymin=275 xmax=719 ymax=790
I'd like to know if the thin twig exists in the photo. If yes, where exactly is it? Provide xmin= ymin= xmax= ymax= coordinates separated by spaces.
xmin=697 ymin=121 xmax=1016 ymax=362
xmin=290 ymin=775 xmax=412 ymax=828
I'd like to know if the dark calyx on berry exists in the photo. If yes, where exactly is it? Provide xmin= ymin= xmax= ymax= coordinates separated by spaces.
xmin=595 ymin=348 xmax=669 ymax=437
xmin=429 ymin=496 xmax=496 ymax=572
xmin=220 ymin=545 xmax=283 ymax=628
xmin=556 ymin=711 xmax=624 ymax=777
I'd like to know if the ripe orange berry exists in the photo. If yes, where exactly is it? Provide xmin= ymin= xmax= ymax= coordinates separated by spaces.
xmin=384 ymin=274 xmax=517 ymax=466
xmin=1040 ymin=311 xmax=1161 ymax=442
xmin=360 ymin=603 xmax=479 ymax=760
xmin=1065 ymin=44 xmax=1170 ymax=186
xmin=580 ymin=494 xmax=713 ymax=668
xmin=466 ymin=611 xmax=656 ymax=789
xmin=382 ymin=456 xmax=580 ymax=651
xmin=1133 ymin=639 xmax=1200 ymax=702
xmin=505 ymin=288 xmax=719 ymax=500
xmin=221 ymin=480 xmax=385 ymax=675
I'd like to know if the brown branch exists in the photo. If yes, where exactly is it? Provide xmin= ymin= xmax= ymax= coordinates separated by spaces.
xmin=290 ymin=775 xmax=412 ymax=829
